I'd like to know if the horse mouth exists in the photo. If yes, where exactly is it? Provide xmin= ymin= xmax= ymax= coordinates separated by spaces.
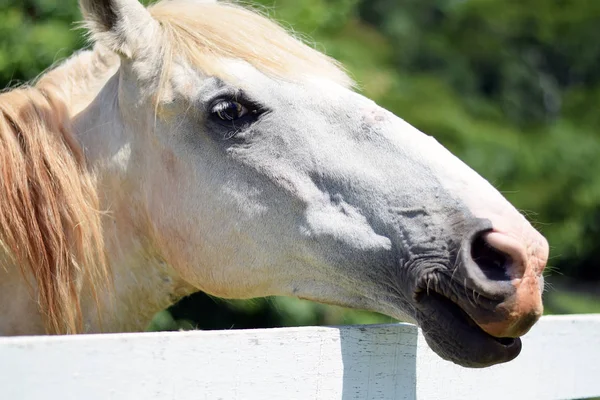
xmin=415 ymin=289 xmax=522 ymax=368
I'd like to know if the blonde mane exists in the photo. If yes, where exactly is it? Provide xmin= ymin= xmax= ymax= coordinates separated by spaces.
xmin=149 ymin=0 xmax=353 ymax=88
xmin=0 ymin=84 xmax=107 ymax=334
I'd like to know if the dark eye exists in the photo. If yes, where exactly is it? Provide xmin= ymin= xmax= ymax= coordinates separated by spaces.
xmin=212 ymin=100 xmax=249 ymax=121
xmin=208 ymin=96 xmax=265 ymax=139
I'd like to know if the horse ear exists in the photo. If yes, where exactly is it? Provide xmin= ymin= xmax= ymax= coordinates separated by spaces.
xmin=79 ymin=0 xmax=160 ymax=58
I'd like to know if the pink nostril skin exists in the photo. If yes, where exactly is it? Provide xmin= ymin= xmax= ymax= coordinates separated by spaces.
xmin=472 ymin=229 xmax=549 ymax=338
xmin=483 ymin=231 xmax=548 ymax=278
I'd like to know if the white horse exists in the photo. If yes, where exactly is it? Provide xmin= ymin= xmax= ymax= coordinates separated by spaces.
xmin=0 ymin=0 xmax=548 ymax=368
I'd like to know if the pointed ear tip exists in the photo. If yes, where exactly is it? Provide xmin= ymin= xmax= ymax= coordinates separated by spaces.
xmin=79 ymin=0 xmax=158 ymax=59
xmin=79 ymin=0 xmax=120 ymax=32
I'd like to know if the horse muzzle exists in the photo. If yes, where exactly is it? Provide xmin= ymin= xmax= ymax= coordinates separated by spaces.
xmin=413 ymin=219 xmax=549 ymax=367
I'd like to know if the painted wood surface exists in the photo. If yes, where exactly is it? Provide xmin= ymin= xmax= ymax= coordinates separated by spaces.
xmin=1 ymin=315 xmax=598 ymax=400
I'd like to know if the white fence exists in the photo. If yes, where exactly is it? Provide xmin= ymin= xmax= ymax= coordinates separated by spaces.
xmin=1 ymin=314 xmax=599 ymax=400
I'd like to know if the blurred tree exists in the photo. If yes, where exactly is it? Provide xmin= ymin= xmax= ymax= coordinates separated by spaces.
xmin=0 ymin=0 xmax=83 ymax=84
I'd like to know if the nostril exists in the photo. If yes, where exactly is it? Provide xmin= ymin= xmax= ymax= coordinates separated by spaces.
xmin=470 ymin=234 xmax=512 ymax=281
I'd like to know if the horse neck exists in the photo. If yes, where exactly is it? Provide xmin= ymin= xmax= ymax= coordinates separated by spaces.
xmin=69 ymin=48 xmax=197 ymax=333
xmin=0 ymin=47 xmax=195 ymax=335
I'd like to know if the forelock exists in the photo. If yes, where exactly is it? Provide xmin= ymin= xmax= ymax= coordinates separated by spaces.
xmin=148 ymin=0 xmax=354 ymax=87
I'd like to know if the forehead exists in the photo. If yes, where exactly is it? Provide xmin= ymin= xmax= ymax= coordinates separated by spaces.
xmin=169 ymin=58 xmax=353 ymax=107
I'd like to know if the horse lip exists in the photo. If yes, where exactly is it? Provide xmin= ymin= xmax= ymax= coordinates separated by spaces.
xmin=414 ymin=276 xmax=504 ymax=311
xmin=444 ymin=282 xmax=542 ymax=338
xmin=415 ymin=289 xmax=523 ymax=368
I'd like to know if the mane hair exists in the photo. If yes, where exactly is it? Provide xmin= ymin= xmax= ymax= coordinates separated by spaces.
xmin=148 ymin=0 xmax=354 ymax=88
xmin=0 ymin=84 xmax=107 ymax=334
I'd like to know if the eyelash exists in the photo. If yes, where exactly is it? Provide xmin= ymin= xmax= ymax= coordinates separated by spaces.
xmin=211 ymin=100 xmax=252 ymax=121
xmin=208 ymin=95 xmax=265 ymax=138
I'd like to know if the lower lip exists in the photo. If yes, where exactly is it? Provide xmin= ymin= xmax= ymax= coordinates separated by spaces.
xmin=416 ymin=291 xmax=522 ymax=367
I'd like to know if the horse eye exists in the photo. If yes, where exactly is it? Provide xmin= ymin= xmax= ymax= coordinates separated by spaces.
xmin=212 ymin=100 xmax=248 ymax=121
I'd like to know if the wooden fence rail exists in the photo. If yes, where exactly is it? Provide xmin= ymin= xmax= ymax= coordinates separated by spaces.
xmin=1 ymin=314 xmax=599 ymax=399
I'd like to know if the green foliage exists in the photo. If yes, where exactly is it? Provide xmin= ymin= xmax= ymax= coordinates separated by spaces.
xmin=0 ymin=1 xmax=84 ymax=85
xmin=1 ymin=0 xmax=598 ymax=329
xmin=544 ymin=289 xmax=600 ymax=316
xmin=148 ymin=293 xmax=393 ymax=332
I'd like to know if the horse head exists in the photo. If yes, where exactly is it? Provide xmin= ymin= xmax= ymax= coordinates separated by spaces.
xmin=77 ymin=0 xmax=548 ymax=367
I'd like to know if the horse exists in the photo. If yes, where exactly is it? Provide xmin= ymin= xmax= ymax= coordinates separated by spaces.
xmin=0 ymin=0 xmax=548 ymax=368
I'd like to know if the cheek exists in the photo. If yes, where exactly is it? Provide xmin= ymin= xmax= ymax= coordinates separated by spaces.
xmin=149 ymin=185 xmax=222 ymax=295
xmin=146 ymin=153 xmax=206 ymax=279
xmin=153 ymin=209 xmax=274 ymax=299
xmin=146 ymin=152 xmax=263 ymax=297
